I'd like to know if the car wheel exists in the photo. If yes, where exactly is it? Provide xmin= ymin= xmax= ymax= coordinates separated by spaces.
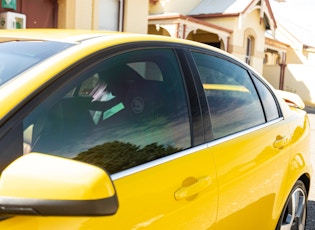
xmin=276 ymin=180 xmax=308 ymax=230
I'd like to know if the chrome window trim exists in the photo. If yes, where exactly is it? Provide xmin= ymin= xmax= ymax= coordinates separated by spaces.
xmin=111 ymin=143 xmax=208 ymax=180
xmin=111 ymin=117 xmax=283 ymax=181
xmin=206 ymin=117 xmax=283 ymax=147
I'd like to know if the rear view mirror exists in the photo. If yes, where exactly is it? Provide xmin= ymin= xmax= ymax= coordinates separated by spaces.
xmin=0 ymin=153 xmax=118 ymax=216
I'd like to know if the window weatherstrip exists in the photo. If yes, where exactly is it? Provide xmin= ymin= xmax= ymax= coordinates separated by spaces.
xmin=111 ymin=143 xmax=208 ymax=180
xmin=206 ymin=117 xmax=283 ymax=148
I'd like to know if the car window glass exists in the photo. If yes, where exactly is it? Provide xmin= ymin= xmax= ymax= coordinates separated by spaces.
xmin=0 ymin=41 xmax=73 ymax=86
xmin=23 ymin=48 xmax=191 ymax=174
xmin=253 ymin=77 xmax=280 ymax=121
xmin=191 ymin=52 xmax=265 ymax=139
xmin=127 ymin=62 xmax=163 ymax=81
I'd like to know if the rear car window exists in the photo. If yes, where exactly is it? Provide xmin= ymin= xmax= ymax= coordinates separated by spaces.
xmin=191 ymin=51 xmax=265 ymax=139
xmin=0 ymin=40 xmax=74 ymax=86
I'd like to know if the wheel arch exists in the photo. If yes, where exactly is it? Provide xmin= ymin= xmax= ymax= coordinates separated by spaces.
xmin=274 ymin=173 xmax=311 ymax=229
xmin=299 ymin=173 xmax=311 ymax=196
xmin=275 ymin=178 xmax=309 ymax=229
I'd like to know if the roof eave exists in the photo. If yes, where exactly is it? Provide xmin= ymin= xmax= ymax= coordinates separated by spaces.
xmin=148 ymin=13 xmax=233 ymax=34
xmin=189 ymin=13 xmax=240 ymax=19
xmin=264 ymin=0 xmax=277 ymax=29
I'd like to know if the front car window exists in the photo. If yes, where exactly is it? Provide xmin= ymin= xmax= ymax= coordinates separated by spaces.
xmin=23 ymin=48 xmax=191 ymax=174
xmin=0 ymin=41 xmax=74 ymax=86
xmin=191 ymin=52 xmax=265 ymax=139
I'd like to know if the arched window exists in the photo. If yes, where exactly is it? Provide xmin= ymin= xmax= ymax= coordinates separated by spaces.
xmin=245 ymin=36 xmax=253 ymax=65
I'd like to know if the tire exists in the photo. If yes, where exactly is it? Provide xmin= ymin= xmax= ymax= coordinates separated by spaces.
xmin=276 ymin=180 xmax=308 ymax=230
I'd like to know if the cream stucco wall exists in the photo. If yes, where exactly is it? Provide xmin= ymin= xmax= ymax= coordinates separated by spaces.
xmin=263 ymin=65 xmax=280 ymax=88
xmin=58 ymin=0 xmax=96 ymax=29
xmin=306 ymin=51 xmax=315 ymax=63
xmin=264 ymin=40 xmax=315 ymax=107
xmin=58 ymin=0 xmax=148 ymax=34
xmin=75 ymin=0 xmax=94 ymax=29
xmin=204 ymin=17 xmax=237 ymax=31
xmin=58 ymin=0 xmax=76 ymax=29
xmin=124 ymin=0 xmax=148 ymax=33
xmin=263 ymin=64 xmax=315 ymax=107
xmin=283 ymin=65 xmax=315 ymax=106
xmin=149 ymin=0 xmax=202 ymax=15
xmin=233 ymin=10 xmax=265 ymax=73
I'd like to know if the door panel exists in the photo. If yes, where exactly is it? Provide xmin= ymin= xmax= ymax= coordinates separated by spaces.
xmin=213 ymin=121 xmax=290 ymax=229
xmin=189 ymin=50 xmax=290 ymax=229
xmin=0 ymin=147 xmax=218 ymax=229
xmin=108 ymin=147 xmax=218 ymax=229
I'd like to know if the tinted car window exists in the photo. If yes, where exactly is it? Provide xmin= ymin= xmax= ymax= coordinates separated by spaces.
xmin=191 ymin=52 xmax=265 ymax=139
xmin=253 ymin=77 xmax=280 ymax=121
xmin=23 ymin=48 xmax=191 ymax=174
xmin=0 ymin=41 xmax=74 ymax=86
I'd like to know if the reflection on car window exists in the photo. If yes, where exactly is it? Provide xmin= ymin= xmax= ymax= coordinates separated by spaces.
xmin=253 ymin=77 xmax=280 ymax=121
xmin=0 ymin=41 xmax=74 ymax=86
xmin=192 ymin=52 xmax=265 ymax=139
xmin=23 ymin=48 xmax=191 ymax=174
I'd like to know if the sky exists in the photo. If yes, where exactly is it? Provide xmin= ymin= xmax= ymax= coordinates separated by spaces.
xmin=269 ymin=0 xmax=315 ymax=47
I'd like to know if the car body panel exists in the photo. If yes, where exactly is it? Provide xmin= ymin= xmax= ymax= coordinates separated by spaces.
xmin=212 ymin=120 xmax=291 ymax=229
xmin=284 ymin=108 xmax=311 ymax=194
xmin=0 ymin=29 xmax=312 ymax=229
xmin=109 ymin=147 xmax=218 ymax=229
xmin=0 ymin=147 xmax=218 ymax=229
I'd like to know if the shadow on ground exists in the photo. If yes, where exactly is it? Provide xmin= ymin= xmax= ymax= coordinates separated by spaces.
xmin=305 ymin=106 xmax=315 ymax=114
xmin=307 ymin=200 xmax=315 ymax=230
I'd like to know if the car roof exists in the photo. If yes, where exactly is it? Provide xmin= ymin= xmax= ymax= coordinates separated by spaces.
xmin=0 ymin=29 xmax=222 ymax=52
xmin=0 ymin=29 xmax=241 ymax=65
xmin=0 ymin=29 xmax=119 ymax=43
xmin=0 ymin=29 xmax=241 ymax=67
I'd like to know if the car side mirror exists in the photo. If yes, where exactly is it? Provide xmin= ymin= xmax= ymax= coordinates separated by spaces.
xmin=0 ymin=153 xmax=118 ymax=216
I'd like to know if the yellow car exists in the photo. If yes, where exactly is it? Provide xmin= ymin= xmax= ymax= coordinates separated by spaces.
xmin=0 ymin=29 xmax=311 ymax=230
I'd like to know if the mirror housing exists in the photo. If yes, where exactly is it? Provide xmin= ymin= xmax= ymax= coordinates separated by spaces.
xmin=0 ymin=153 xmax=118 ymax=216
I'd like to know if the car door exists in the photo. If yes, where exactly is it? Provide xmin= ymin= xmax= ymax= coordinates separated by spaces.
xmin=189 ymin=50 xmax=291 ymax=229
xmin=0 ymin=46 xmax=218 ymax=229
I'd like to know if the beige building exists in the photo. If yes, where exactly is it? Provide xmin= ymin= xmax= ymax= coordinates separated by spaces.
xmin=148 ymin=0 xmax=276 ymax=74
xmin=263 ymin=0 xmax=315 ymax=107
xmin=147 ymin=0 xmax=315 ymax=107
xmin=264 ymin=26 xmax=315 ymax=107
xmin=56 ymin=0 xmax=315 ymax=107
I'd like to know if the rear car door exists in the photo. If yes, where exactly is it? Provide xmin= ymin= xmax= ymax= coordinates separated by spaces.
xmin=189 ymin=50 xmax=292 ymax=229
xmin=0 ymin=45 xmax=218 ymax=229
